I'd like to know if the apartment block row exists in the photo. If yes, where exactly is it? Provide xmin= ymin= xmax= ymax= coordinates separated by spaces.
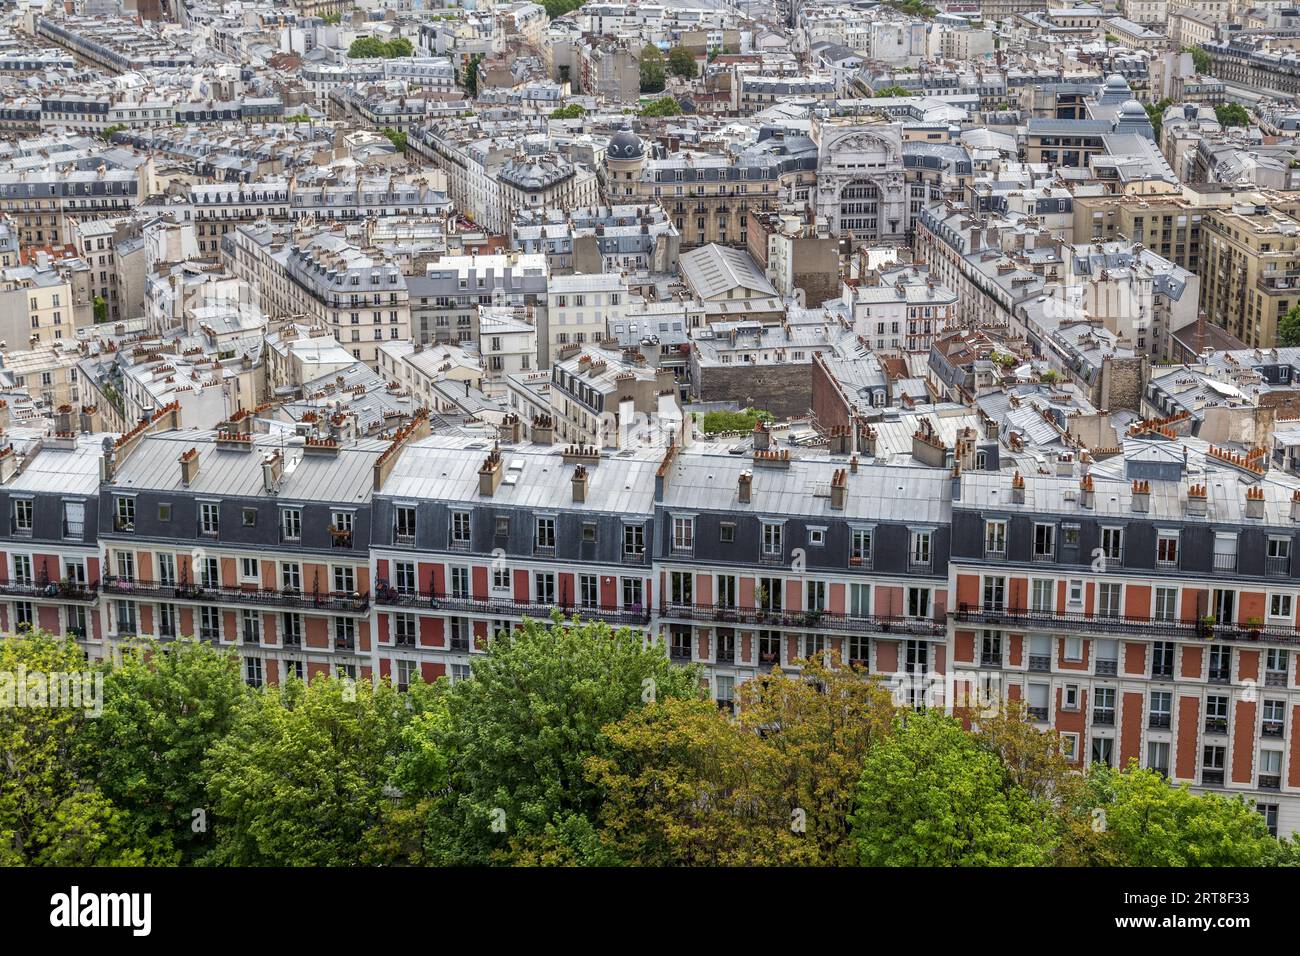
xmin=4 ymin=410 xmax=1300 ymax=835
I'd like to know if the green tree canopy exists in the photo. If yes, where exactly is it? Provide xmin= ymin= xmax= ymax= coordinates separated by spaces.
xmin=380 ymin=127 xmax=407 ymax=151
xmin=638 ymin=95 xmax=682 ymax=118
xmin=348 ymin=36 xmax=412 ymax=59
xmin=549 ymin=103 xmax=586 ymax=119
xmin=700 ymin=407 xmax=774 ymax=434
xmin=874 ymin=85 xmax=913 ymax=97
xmin=640 ymin=43 xmax=665 ymax=94
xmin=542 ymin=0 xmax=583 ymax=17
xmin=667 ymin=46 xmax=697 ymax=79
xmin=407 ymin=615 xmax=701 ymax=865
xmin=590 ymin=653 xmax=896 ymax=866
xmin=1 ymin=632 xmax=174 ymax=865
xmin=1076 ymin=764 xmax=1289 ymax=866
xmin=463 ymin=52 xmax=483 ymax=96
xmin=204 ymin=674 xmax=414 ymax=866
xmin=1216 ymin=102 xmax=1251 ymax=127
xmin=1186 ymin=45 xmax=1212 ymax=74
xmin=1280 ymin=303 xmax=1300 ymax=347
xmin=1145 ymin=97 xmax=1172 ymax=139
xmin=78 ymin=640 xmax=249 ymax=864
xmin=850 ymin=710 xmax=1056 ymax=865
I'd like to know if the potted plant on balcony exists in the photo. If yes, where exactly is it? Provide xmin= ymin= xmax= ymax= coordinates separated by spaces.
xmin=803 ymin=608 xmax=823 ymax=627
xmin=1247 ymin=616 xmax=1263 ymax=641
xmin=1199 ymin=614 xmax=1216 ymax=639
xmin=755 ymin=585 xmax=769 ymax=622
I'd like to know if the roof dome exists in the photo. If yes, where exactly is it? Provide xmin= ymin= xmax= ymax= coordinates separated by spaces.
xmin=1119 ymin=98 xmax=1146 ymax=118
xmin=1105 ymin=73 xmax=1127 ymax=90
xmin=607 ymin=123 xmax=645 ymax=160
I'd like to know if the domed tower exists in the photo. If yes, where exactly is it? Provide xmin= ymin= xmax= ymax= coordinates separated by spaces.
xmin=605 ymin=121 xmax=646 ymax=200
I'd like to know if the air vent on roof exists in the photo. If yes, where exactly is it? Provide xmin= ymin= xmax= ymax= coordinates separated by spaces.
xmin=508 ymin=459 xmax=525 ymax=471
xmin=502 ymin=473 xmax=519 ymax=486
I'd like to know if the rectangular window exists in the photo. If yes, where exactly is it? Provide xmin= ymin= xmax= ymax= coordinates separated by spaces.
xmin=199 ymin=502 xmax=219 ymax=537
xmin=851 ymin=527 xmax=872 ymax=564
xmin=1149 ymin=690 xmax=1172 ymax=728
xmin=62 ymin=500 xmax=85 ymax=538
xmin=115 ymin=496 xmax=135 ymax=531
xmin=333 ymin=566 xmax=355 ymax=595
xmin=535 ymin=517 xmax=556 ymax=551
xmin=1097 ymin=582 xmax=1121 ymax=618
xmin=624 ymin=523 xmax=645 ymax=557
xmin=1031 ymin=579 xmax=1053 ymax=613
xmin=1032 ymin=523 xmax=1054 ymax=560
xmin=762 ymin=522 xmax=782 ymax=557
xmin=280 ymin=508 xmax=301 ymax=542
xmin=394 ymin=561 xmax=415 ymax=596
xmin=910 ymin=530 xmax=932 ymax=568
xmin=1156 ymin=531 xmax=1179 ymax=568
xmin=1093 ymin=687 xmax=1116 ymax=725
xmin=11 ymin=498 xmax=32 ymax=534
xmin=451 ymin=566 xmax=469 ymax=599
xmin=158 ymin=553 xmax=176 ymax=587
xmin=450 ymin=510 xmax=471 ymax=547
xmin=535 ymin=571 xmax=555 ymax=604
xmin=394 ymin=505 xmax=416 ymax=545
xmin=984 ymin=520 xmax=1006 ymax=558
xmin=622 ymin=577 xmax=643 ymax=610
xmin=672 ymin=516 xmax=694 ymax=552
xmin=580 ymin=574 xmax=598 ymax=608
xmin=331 ymin=511 xmax=354 ymax=548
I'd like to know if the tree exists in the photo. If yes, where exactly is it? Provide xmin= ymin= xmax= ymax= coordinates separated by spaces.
xmin=409 ymin=615 xmax=701 ymax=865
xmin=850 ymin=710 xmax=1056 ymax=865
xmin=542 ymin=0 xmax=583 ymax=17
xmin=1076 ymin=764 xmax=1286 ymax=866
xmin=549 ymin=103 xmax=586 ymax=120
xmin=1279 ymin=303 xmax=1300 ymax=347
xmin=639 ymin=43 xmax=665 ymax=94
xmin=204 ymin=674 xmax=414 ymax=866
xmin=463 ymin=53 xmax=483 ymax=96
xmin=638 ymin=96 xmax=681 ymax=118
xmin=1216 ymin=102 xmax=1251 ymax=127
xmin=874 ymin=85 xmax=913 ymax=97
xmin=92 ymin=295 xmax=107 ymax=324
xmin=386 ymin=36 xmax=412 ymax=58
xmin=347 ymin=36 xmax=388 ymax=59
xmin=101 ymin=124 xmax=126 ymax=142
xmin=700 ymin=407 xmax=774 ymax=434
xmin=667 ymin=46 xmax=697 ymax=79
xmin=77 ymin=640 xmax=250 ymax=864
xmin=590 ymin=653 xmax=896 ymax=866
xmin=1186 ymin=45 xmax=1212 ymax=75
xmin=0 ymin=632 xmax=171 ymax=865
xmin=1145 ymin=97 xmax=1172 ymax=139
xmin=379 ymin=127 xmax=407 ymax=152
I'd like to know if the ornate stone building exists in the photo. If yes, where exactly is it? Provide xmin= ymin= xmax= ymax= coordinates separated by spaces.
xmin=813 ymin=119 xmax=910 ymax=243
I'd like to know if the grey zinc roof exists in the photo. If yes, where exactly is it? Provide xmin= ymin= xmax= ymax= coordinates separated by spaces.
xmin=112 ymin=431 xmax=388 ymax=504
xmin=379 ymin=437 xmax=660 ymax=515
xmin=6 ymin=433 xmax=113 ymax=495
xmin=660 ymin=449 xmax=952 ymax=524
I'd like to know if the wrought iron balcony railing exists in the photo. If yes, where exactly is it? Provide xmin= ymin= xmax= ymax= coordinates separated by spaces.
xmin=101 ymin=576 xmax=369 ymax=613
xmin=659 ymin=602 xmax=947 ymax=637
xmin=373 ymin=586 xmax=651 ymax=626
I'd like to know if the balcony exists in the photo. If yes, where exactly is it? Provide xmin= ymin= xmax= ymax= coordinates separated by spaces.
xmin=243 ymin=629 xmax=261 ymax=646
xmin=283 ymin=633 xmax=302 ymax=648
xmin=1204 ymin=717 xmax=1228 ymax=735
xmin=101 ymin=576 xmax=369 ymax=613
xmin=984 ymin=548 xmax=1006 ymax=562
xmin=1149 ymin=713 xmax=1172 ymax=729
xmin=1151 ymin=667 xmax=1174 ymax=680
xmin=1027 ymin=706 xmax=1049 ymax=721
xmin=1213 ymin=553 xmax=1238 ymax=573
xmin=980 ymin=652 xmax=1002 ymax=667
xmin=1208 ymin=669 xmax=1232 ymax=684
xmin=1028 ymin=654 xmax=1051 ymax=672
xmin=1031 ymin=550 xmax=1055 ymax=563
xmin=715 ymin=643 xmax=735 ymax=665
xmin=1095 ymin=659 xmax=1118 ymax=676
xmin=622 ymin=549 xmax=647 ymax=565
xmin=449 ymin=636 xmax=470 ymax=653
xmin=1260 ymin=774 xmax=1282 ymax=791
xmin=329 ymin=527 xmax=353 ymax=549
xmin=1201 ymin=770 xmax=1225 ymax=787
xmin=1092 ymin=711 xmax=1115 ymax=727
xmin=659 ymin=602 xmax=946 ymax=638
xmin=1266 ymin=671 xmax=1288 ymax=688
xmin=334 ymin=635 xmax=356 ymax=652
xmin=1267 ymin=555 xmax=1290 ymax=576
xmin=954 ymin=604 xmax=1300 ymax=646
xmin=669 ymin=644 xmax=692 ymax=662
xmin=448 ymin=536 xmax=472 ymax=552
xmin=373 ymin=586 xmax=651 ymax=626
xmin=0 ymin=578 xmax=98 ymax=602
